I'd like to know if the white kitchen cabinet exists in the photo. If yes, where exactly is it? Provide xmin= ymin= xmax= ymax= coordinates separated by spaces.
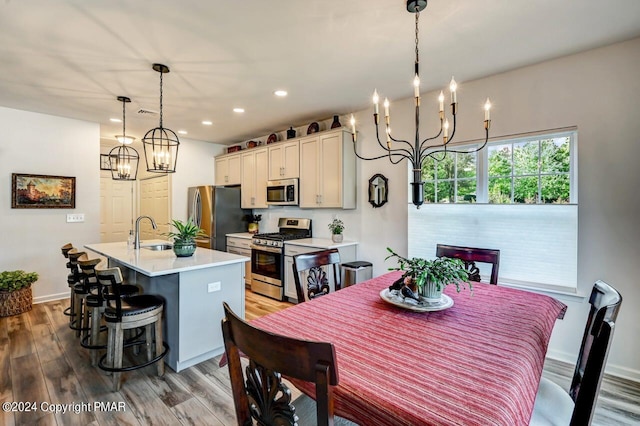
xmin=299 ymin=128 xmax=355 ymax=209
xmin=240 ymin=148 xmax=268 ymax=208
xmin=268 ymin=140 xmax=300 ymax=180
xmin=284 ymin=240 xmax=358 ymax=302
xmin=215 ymin=153 xmax=241 ymax=186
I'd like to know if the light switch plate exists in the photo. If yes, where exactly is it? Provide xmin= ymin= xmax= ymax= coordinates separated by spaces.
xmin=66 ymin=213 xmax=85 ymax=223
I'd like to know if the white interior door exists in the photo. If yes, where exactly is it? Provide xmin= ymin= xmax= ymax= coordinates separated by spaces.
xmin=100 ymin=174 xmax=135 ymax=242
xmin=139 ymin=175 xmax=171 ymax=240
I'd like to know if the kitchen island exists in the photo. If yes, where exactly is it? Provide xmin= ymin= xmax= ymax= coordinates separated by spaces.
xmin=85 ymin=240 xmax=248 ymax=372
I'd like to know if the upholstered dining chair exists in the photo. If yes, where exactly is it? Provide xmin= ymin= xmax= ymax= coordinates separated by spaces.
xmin=436 ymin=244 xmax=500 ymax=284
xmin=293 ymin=249 xmax=341 ymax=302
xmin=530 ymin=280 xmax=622 ymax=426
xmin=221 ymin=302 xmax=356 ymax=426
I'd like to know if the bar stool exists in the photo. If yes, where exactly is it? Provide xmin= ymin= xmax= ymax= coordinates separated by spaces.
xmin=66 ymin=248 xmax=86 ymax=332
xmin=74 ymin=254 xmax=101 ymax=338
xmin=60 ymin=243 xmax=75 ymax=318
xmin=96 ymin=266 xmax=168 ymax=391
xmin=81 ymin=264 xmax=141 ymax=366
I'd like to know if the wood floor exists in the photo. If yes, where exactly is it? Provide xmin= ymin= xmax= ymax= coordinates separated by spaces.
xmin=1 ymin=290 xmax=638 ymax=426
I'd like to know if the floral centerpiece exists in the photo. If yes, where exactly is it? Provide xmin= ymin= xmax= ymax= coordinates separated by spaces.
xmin=328 ymin=218 xmax=344 ymax=243
xmin=0 ymin=270 xmax=39 ymax=317
xmin=164 ymin=218 xmax=207 ymax=257
xmin=385 ymin=247 xmax=471 ymax=302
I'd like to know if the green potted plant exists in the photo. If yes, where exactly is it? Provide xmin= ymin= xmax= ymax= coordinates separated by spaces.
xmin=0 ymin=270 xmax=39 ymax=317
xmin=164 ymin=218 xmax=207 ymax=257
xmin=385 ymin=247 xmax=470 ymax=302
xmin=328 ymin=218 xmax=344 ymax=243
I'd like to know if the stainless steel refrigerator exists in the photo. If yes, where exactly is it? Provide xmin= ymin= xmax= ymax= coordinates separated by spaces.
xmin=187 ymin=186 xmax=251 ymax=251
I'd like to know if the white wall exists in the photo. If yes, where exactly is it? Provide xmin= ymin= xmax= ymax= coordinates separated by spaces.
xmin=0 ymin=107 xmax=100 ymax=302
xmin=254 ymin=37 xmax=640 ymax=381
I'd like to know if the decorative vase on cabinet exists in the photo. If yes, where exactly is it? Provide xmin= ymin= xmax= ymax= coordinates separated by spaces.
xmin=331 ymin=115 xmax=342 ymax=129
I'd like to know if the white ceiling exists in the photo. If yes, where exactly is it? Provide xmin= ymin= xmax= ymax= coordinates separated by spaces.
xmin=1 ymin=0 xmax=640 ymax=145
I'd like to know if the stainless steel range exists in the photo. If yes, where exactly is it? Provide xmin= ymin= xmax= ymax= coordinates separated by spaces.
xmin=250 ymin=218 xmax=312 ymax=300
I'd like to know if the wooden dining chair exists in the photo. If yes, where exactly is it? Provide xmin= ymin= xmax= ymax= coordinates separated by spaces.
xmin=221 ymin=302 xmax=356 ymax=426
xmin=436 ymin=244 xmax=500 ymax=284
xmin=530 ymin=280 xmax=622 ymax=426
xmin=293 ymin=249 xmax=341 ymax=302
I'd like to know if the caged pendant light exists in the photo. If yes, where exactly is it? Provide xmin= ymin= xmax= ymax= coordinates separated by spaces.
xmin=142 ymin=63 xmax=180 ymax=173
xmin=108 ymin=96 xmax=139 ymax=181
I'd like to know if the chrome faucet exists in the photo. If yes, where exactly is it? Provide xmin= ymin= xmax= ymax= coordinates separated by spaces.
xmin=134 ymin=215 xmax=157 ymax=250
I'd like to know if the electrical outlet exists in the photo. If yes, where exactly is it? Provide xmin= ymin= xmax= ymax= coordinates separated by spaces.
xmin=208 ymin=282 xmax=221 ymax=293
xmin=66 ymin=213 xmax=85 ymax=223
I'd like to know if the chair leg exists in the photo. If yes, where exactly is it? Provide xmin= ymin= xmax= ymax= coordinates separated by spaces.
xmin=90 ymin=306 xmax=102 ymax=366
xmin=155 ymin=316 xmax=164 ymax=377
xmin=81 ymin=301 xmax=91 ymax=341
xmin=145 ymin=323 xmax=153 ymax=362
xmin=105 ymin=324 xmax=115 ymax=377
xmin=74 ymin=293 xmax=83 ymax=337
xmin=112 ymin=323 xmax=124 ymax=391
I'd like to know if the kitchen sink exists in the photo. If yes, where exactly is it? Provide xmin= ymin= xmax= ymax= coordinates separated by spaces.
xmin=142 ymin=244 xmax=173 ymax=251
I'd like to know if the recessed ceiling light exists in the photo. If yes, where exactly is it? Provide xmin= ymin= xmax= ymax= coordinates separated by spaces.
xmin=233 ymin=108 xmax=245 ymax=113
xmin=178 ymin=130 xmax=188 ymax=135
xmin=202 ymin=120 xmax=213 ymax=126
xmin=274 ymin=90 xmax=288 ymax=97
xmin=110 ymin=118 xmax=122 ymax=123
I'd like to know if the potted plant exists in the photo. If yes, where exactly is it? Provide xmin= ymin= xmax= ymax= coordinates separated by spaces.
xmin=385 ymin=247 xmax=470 ymax=302
xmin=0 ymin=270 xmax=39 ymax=317
xmin=164 ymin=218 xmax=207 ymax=257
xmin=328 ymin=218 xmax=344 ymax=243
xmin=247 ymin=214 xmax=262 ymax=234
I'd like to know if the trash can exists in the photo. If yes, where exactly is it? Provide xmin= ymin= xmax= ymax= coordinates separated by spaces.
xmin=341 ymin=261 xmax=373 ymax=287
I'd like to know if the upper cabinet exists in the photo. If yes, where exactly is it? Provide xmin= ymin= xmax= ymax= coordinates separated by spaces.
xmin=299 ymin=129 xmax=356 ymax=209
xmin=215 ymin=153 xmax=241 ymax=186
xmin=241 ymin=148 xmax=269 ymax=209
xmin=268 ymin=140 xmax=300 ymax=180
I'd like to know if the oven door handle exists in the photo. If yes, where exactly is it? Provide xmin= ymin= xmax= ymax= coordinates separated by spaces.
xmin=250 ymin=244 xmax=282 ymax=254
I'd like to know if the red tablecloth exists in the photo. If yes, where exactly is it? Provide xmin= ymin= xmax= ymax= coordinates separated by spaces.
xmin=251 ymin=271 xmax=566 ymax=426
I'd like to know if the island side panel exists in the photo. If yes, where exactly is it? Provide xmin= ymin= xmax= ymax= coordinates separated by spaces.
xmin=176 ymin=263 xmax=244 ymax=370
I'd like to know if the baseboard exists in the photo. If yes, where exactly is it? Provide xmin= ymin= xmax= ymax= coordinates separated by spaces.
xmin=33 ymin=292 xmax=68 ymax=304
xmin=546 ymin=349 xmax=640 ymax=384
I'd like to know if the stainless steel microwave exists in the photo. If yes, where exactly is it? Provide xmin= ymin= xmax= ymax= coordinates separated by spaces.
xmin=266 ymin=179 xmax=298 ymax=206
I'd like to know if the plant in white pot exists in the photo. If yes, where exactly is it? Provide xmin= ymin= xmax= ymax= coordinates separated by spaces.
xmin=385 ymin=247 xmax=470 ymax=302
xmin=0 ymin=270 xmax=39 ymax=317
xmin=164 ymin=218 xmax=207 ymax=257
xmin=328 ymin=218 xmax=344 ymax=243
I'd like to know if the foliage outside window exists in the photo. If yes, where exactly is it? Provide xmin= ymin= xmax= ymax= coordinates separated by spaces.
xmin=421 ymin=131 xmax=575 ymax=204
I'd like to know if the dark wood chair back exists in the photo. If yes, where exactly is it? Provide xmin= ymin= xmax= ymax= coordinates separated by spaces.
xmin=221 ymin=302 xmax=339 ymax=426
xmin=293 ymin=249 xmax=342 ymax=302
xmin=568 ymin=280 xmax=622 ymax=425
xmin=436 ymin=244 xmax=500 ymax=284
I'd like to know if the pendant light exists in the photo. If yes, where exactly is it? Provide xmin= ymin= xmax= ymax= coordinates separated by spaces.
xmin=142 ymin=63 xmax=179 ymax=173
xmin=108 ymin=96 xmax=139 ymax=181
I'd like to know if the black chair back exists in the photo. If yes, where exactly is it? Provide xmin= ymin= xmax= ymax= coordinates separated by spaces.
xmin=221 ymin=302 xmax=338 ymax=426
xmin=436 ymin=244 xmax=500 ymax=284
xmin=569 ymin=280 xmax=622 ymax=425
xmin=293 ymin=249 xmax=342 ymax=302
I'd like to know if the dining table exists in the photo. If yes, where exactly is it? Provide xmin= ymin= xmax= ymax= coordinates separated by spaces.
xmin=251 ymin=271 xmax=567 ymax=426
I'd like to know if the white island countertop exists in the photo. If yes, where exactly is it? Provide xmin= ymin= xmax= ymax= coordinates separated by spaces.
xmin=85 ymin=240 xmax=249 ymax=277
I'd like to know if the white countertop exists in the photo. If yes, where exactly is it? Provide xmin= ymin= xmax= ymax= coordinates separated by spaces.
xmin=226 ymin=232 xmax=254 ymax=239
xmin=85 ymin=240 xmax=249 ymax=277
xmin=285 ymin=238 xmax=358 ymax=250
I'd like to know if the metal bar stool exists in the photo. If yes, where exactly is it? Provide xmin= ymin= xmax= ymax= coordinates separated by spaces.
xmin=60 ymin=243 xmax=75 ymax=317
xmin=81 ymin=264 xmax=141 ymax=366
xmin=66 ymin=248 xmax=86 ymax=332
xmin=96 ymin=266 xmax=168 ymax=391
xmin=74 ymin=254 xmax=101 ymax=338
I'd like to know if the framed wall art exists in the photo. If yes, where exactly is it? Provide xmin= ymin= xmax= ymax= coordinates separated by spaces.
xmin=100 ymin=154 xmax=116 ymax=171
xmin=11 ymin=173 xmax=76 ymax=209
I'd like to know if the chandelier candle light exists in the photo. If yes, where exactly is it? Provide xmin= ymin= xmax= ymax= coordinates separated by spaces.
xmin=350 ymin=0 xmax=492 ymax=208
xmin=108 ymin=96 xmax=139 ymax=181
xmin=142 ymin=63 xmax=180 ymax=173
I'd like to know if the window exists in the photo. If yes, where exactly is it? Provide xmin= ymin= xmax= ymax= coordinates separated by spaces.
xmin=409 ymin=129 xmax=577 ymax=291
xmin=421 ymin=130 xmax=575 ymax=204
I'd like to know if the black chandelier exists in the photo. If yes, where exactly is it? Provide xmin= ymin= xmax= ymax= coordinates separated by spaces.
xmin=351 ymin=0 xmax=492 ymax=208
xmin=108 ymin=96 xmax=139 ymax=181
xmin=142 ymin=63 xmax=179 ymax=173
